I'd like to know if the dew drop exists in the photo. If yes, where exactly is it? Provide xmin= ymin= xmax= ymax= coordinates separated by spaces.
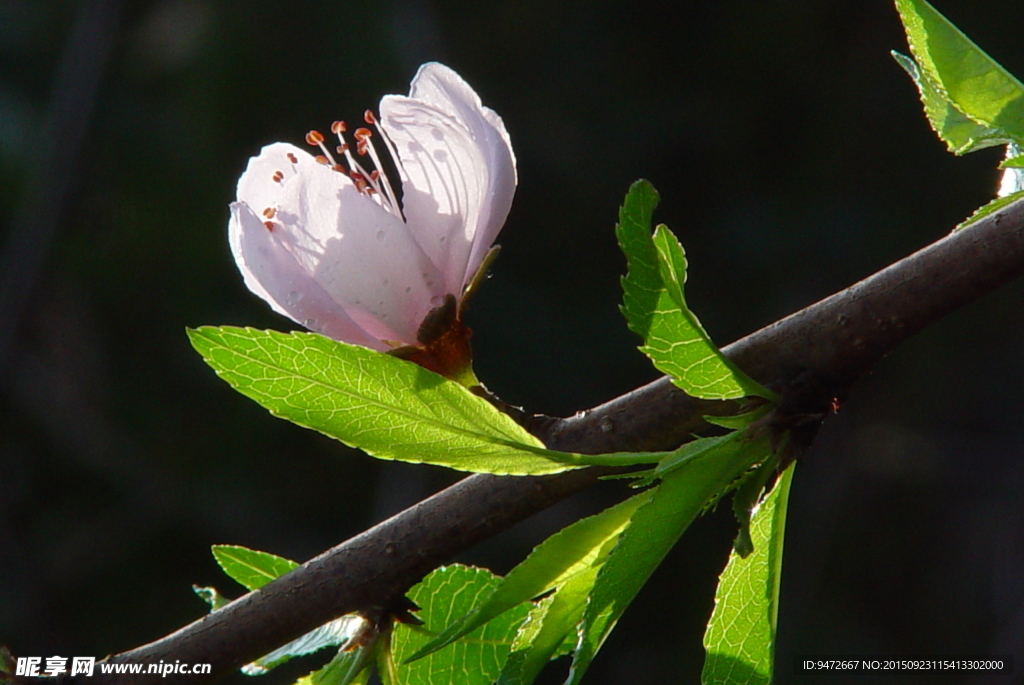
xmin=376 ymin=230 xmax=386 ymax=241
xmin=430 ymin=295 xmax=444 ymax=307
xmin=404 ymin=286 xmax=411 ymax=293
xmin=304 ymin=319 xmax=317 ymax=328
xmin=439 ymin=235 xmax=446 ymax=244
xmin=287 ymin=290 xmax=304 ymax=304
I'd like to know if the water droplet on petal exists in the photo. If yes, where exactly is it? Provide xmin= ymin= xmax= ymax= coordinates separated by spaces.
xmin=304 ymin=319 xmax=317 ymax=328
xmin=430 ymin=295 xmax=444 ymax=307
xmin=287 ymin=290 xmax=304 ymax=304
xmin=376 ymin=230 xmax=385 ymax=241
xmin=404 ymin=286 xmax=411 ymax=293
xmin=439 ymin=235 xmax=446 ymax=244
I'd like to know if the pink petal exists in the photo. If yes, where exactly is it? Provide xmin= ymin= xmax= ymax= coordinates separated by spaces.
xmin=230 ymin=201 xmax=386 ymax=350
xmin=231 ymin=143 xmax=447 ymax=346
xmin=380 ymin=63 xmax=516 ymax=296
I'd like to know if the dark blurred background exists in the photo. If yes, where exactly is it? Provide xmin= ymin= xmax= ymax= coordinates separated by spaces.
xmin=3 ymin=0 xmax=1024 ymax=683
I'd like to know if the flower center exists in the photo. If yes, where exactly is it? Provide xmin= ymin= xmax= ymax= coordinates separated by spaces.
xmin=304 ymin=110 xmax=405 ymax=220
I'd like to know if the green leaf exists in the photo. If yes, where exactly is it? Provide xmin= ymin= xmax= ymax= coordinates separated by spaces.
xmin=702 ymin=463 xmax=795 ymax=685
xmin=704 ymin=405 xmax=772 ymax=431
xmin=188 ymin=327 xmax=583 ymax=475
xmin=729 ymin=433 xmax=786 ymax=559
xmin=892 ymin=50 xmax=1010 ymax=154
xmin=957 ymin=189 xmax=1024 ymax=230
xmin=567 ymin=434 xmax=770 ymax=685
xmin=302 ymin=641 xmax=375 ymax=685
xmin=244 ymin=618 xmax=365 ymax=676
xmin=616 ymin=181 xmax=771 ymax=400
xmin=390 ymin=565 xmax=531 ymax=685
xmin=212 ymin=544 xmax=298 ymax=591
xmin=999 ymin=154 xmax=1024 ymax=169
xmin=640 ymin=431 xmax=745 ymax=487
xmin=895 ymin=0 xmax=1024 ymax=142
xmin=408 ymin=492 xmax=651 ymax=663
xmin=192 ymin=585 xmax=230 ymax=611
xmin=651 ymin=226 xmax=770 ymax=400
xmin=730 ymin=454 xmax=781 ymax=559
xmin=497 ymin=570 xmax=593 ymax=685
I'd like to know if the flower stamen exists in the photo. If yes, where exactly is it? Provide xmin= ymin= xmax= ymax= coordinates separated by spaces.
xmin=326 ymin=116 xmax=404 ymax=220
xmin=365 ymin=109 xmax=405 ymax=184
xmin=330 ymin=123 xmax=377 ymax=186
xmin=306 ymin=130 xmax=341 ymax=168
xmin=353 ymin=121 xmax=401 ymax=213
xmin=331 ymin=121 xmax=372 ymax=181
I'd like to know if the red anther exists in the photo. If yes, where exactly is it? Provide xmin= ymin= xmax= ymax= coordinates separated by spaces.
xmin=272 ymin=170 xmax=284 ymax=183
xmin=354 ymin=127 xmax=372 ymax=141
xmin=369 ymin=170 xmax=380 ymax=180
xmin=262 ymin=207 xmax=277 ymax=218
xmin=314 ymin=155 xmax=329 ymax=165
xmin=286 ymin=152 xmax=298 ymax=164
xmin=331 ymin=121 xmax=347 ymax=134
xmin=336 ymin=144 xmax=349 ymax=154
xmin=364 ymin=110 xmax=377 ymax=124
xmin=333 ymin=164 xmax=345 ymax=173
xmin=263 ymin=221 xmax=275 ymax=231
xmin=350 ymin=171 xmax=368 ymax=192
xmin=356 ymin=141 xmax=368 ymax=156
xmin=305 ymin=130 xmax=325 ymax=146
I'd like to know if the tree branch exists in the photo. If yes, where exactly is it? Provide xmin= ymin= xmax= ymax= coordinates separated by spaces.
xmin=81 ymin=199 xmax=1024 ymax=683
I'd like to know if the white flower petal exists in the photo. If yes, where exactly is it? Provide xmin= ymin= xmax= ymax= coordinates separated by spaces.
xmin=235 ymin=142 xmax=307 ymax=208
xmin=229 ymin=202 xmax=385 ymax=350
xmin=232 ymin=143 xmax=447 ymax=346
xmin=380 ymin=63 xmax=516 ymax=295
